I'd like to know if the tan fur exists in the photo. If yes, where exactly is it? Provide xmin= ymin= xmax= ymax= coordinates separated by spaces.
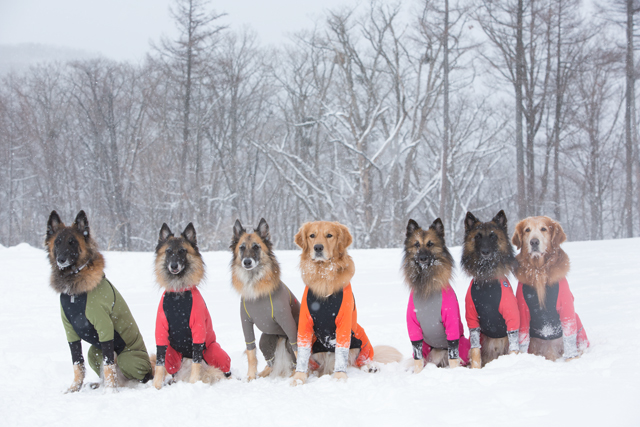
xmin=172 ymin=358 xmax=225 ymax=384
xmin=231 ymin=232 xmax=281 ymax=299
xmin=295 ymin=221 xmax=355 ymax=297
xmin=372 ymin=345 xmax=403 ymax=364
xmin=481 ymin=335 xmax=510 ymax=367
xmin=512 ymin=216 xmax=570 ymax=307
xmin=154 ymin=242 xmax=205 ymax=291
xmin=529 ymin=337 xmax=563 ymax=361
xmin=426 ymin=348 xmax=449 ymax=368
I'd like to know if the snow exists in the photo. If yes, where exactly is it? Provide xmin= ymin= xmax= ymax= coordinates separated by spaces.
xmin=1 ymin=238 xmax=639 ymax=426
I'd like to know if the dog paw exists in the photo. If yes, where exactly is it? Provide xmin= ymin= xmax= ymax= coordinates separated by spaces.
xmin=290 ymin=372 xmax=307 ymax=386
xmin=414 ymin=359 xmax=424 ymax=374
xmin=258 ymin=366 xmax=272 ymax=378
xmin=333 ymin=372 xmax=348 ymax=381
xmin=361 ymin=364 xmax=378 ymax=373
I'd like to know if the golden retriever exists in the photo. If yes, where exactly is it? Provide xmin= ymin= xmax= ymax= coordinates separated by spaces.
xmin=512 ymin=216 xmax=589 ymax=360
xmin=291 ymin=221 xmax=401 ymax=385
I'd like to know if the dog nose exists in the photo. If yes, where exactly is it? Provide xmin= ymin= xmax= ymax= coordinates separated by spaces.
xmin=57 ymin=256 xmax=67 ymax=264
xmin=243 ymin=258 xmax=252 ymax=267
xmin=314 ymin=244 xmax=324 ymax=253
xmin=418 ymin=253 xmax=428 ymax=262
xmin=530 ymin=238 xmax=539 ymax=248
xmin=170 ymin=262 xmax=179 ymax=269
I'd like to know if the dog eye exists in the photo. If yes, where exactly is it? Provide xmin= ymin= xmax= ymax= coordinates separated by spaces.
xmin=414 ymin=241 xmax=420 ymax=248
xmin=490 ymin=232 xmax=497 ymax=239
xmin=252 ymin=243 xmax=259 ymax=250
xmin=475 ymin=233 xmax=482 ymax=240
xmin=309 ymin=234 xmax=315 ymax=238
xmin=525 ymin=228 xmax=531 ymax=233
xmin=178 ymin=248 xmax=186 ymax=254
xmin=239 ymin=244 xmax=246 ymax=251
xmin=326 ymin=234 xmax=332 ymax=238
xmin=68 ymin=238 xmax=75 ymax=245
xmin=427 ymin=241 xmax=434 ymax=247
xmin=541 ymin=227 xmax=547 ymax=232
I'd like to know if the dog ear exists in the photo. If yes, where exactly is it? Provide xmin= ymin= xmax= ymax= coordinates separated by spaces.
xmin=294 ymin=223 xmax=308 ymax=251
xmin=182 ymin=223 xmax=197 ymax=247
xmin=336 ymin=222 xmax=353 ymax=257
xmin=46 ymin=210 xmax=63 ymax=239
xmin=430 ymin=218 xmax=445 ymax=240
xmin=233 ymin=220 xmax=245 ymax=239
xmin=159 ymin=223 xmax=173 ymax=243
xmin=406 ymin=219 xmax=420 ymax=238
xmin=464 ymin=212 xmax=477 ymax=234
xmin=492 ymin=210 xmax=508 ymax=230
xmin=73 ymin=210 xmax=90 ymax=239
xmin=549 ymin=218 xmax=566 ymax=247
xmin=511 ymin=220 xmax=524 ymax=250
xmin=256 ymin=218 xmax=270 ymax=241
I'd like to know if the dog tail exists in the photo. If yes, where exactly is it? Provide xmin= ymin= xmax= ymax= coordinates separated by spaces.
xmin=200 ymin=364 xmax=226 ymax=384
xmin=372 ymin=345 xmax=403 ymax=364
xmin=271 ymin=337 xmax=296 ymax=377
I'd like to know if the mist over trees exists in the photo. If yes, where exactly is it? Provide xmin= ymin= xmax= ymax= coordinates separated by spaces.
xmin=0 ymin=0 xmax=638 ymax=251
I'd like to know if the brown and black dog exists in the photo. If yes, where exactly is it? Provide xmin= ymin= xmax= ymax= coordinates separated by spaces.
xmin=46 ymin=210 xmax=152 ymax=391
xmin=512 ymin=216 xmax=589 ymax=360
xmin=461 ymin=210 xmax=519 ymax=368
xmin=291 ymin=221 xmax=402 ymax=385
xmin=230 ymin=218 xmax=300 ymax=380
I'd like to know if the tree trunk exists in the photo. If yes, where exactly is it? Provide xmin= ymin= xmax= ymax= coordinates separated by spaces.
xmin=439 ymin=0 xmax=450 ymax=222
xmin=624 ymin=0 xmax=635 ymax=237
xmin=516 ymin=0 xmax=526 ymax=218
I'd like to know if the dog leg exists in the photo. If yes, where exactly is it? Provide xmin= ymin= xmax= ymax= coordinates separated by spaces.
xmin=448 ymin=358 xmax=460 ymax=369
xmin=153 ymin=366 xmax=166 ymax=390
xmin=246 ymin=349 xmax=258 ymax=381
xmin=469 ymin=348 xmax=482 ymax=369
xmin=290 ymin=371 xmax=307 ymax=386
xmin=65 ymin=364 xmax=86 ymax=393
xmin=333 ymin=372 xmax=348 ymax=381
xmin=188 ymin=362 xmax=201 ymax=383
xmin=414 ymin=359 xmax=424 ymax=374
xmin=103 ymin=364 xmax=117 ymax=388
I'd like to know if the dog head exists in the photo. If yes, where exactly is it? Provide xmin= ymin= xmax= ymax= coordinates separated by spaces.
xmin=403 ymin=218 xmax=454 ymax=296
xmin=155 ymin=223 xmax=204 ymax=291
xmin=231 ymin=218 xmax=273 ymax=271
xmin=512 ymin=216 xmax=566 ymax=259
xmin=461 ymin=210 xmax=515 ymax=281
xmin=294 ymin=221 xmax=352 ymax=263
xmin=45 ymin=210 xmax=105 ymax=294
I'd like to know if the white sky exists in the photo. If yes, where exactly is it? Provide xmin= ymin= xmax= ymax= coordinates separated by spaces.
xmin=0 ymin=0 xmax=356 ymax=62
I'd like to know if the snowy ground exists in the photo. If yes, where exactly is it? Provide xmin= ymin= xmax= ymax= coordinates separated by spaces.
xmin=1 ymin=237 xmax=639 ymax=426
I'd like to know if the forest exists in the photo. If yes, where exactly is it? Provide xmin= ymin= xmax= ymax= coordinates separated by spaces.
xmin=0 ymin=0 xmax=638 ymax=250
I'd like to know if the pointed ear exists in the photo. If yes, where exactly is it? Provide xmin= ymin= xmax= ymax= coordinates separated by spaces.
xmin=492 ymin=210 xmax=507 ymax=230
xmin=294 ymin=223 xmax=308 ymax=251
xmin=182 ymin=223 xmax=197 ymax=247
xmin=549 ymin=218 xmax=566 ymax=247
xmin=406 ymin=219 xmax=420 ymax=238
xmin=464 ymin=212 xmax=477 ymax=233
xmin=430 ymin=218 xmax=445 ymax=239
xmin=233 ymin=220 xmax=246 ymax=240
xmin=512 ymin=220 xmax=524 ymax=250
xmin=46 ymin=211 xmax=63 ymax=239
xmin=159 ymin=223 xmax=173 ymax=243
xmin=73 ymin=210 xmax=90 ymax=239
xmin=256 ymin=218 xmax=270 ymax=241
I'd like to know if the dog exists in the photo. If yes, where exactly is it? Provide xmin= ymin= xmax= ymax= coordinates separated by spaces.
xmin=152 ymin=223 xmax=231 ymax=389
xmin=46 ymin=210 xmax=152 ymax=392
xmin=461 ymin=210 xmax=520 ymax=368
xmin=230 ymin=218 xmax=301 ymax=380
xmin=403 ymin=218 xmax=470 ymax=372
xmin=512 ymin=216 xmax=589 ymax=360
xmin=291 ymin=221 xmax=402 ymax=385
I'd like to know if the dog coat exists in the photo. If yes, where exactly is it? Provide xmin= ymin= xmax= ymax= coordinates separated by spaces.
xmin=240 ymin=282 xmax=300 ymax=361
xmin=296 ymin=283 xmax=373 ymax=373
xmin=465 ymin=278 xmax=520 ymax=352
xmin=60 ymin=276 xmax=151 ymax=380
xmin=516 ymin=278 xmax=589 ymax=358
xmin=155 ymin=287 xmax=230 ymax=373
xmin=406 ymin=285 xmax=470 ymax=364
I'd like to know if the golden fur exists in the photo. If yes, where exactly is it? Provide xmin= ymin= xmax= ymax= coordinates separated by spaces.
xmin=230 ymin=228 xmax=280 ymax=300
xmin=512 ymin=216 xmax=570 ymax=307
xmin=45 ymin=211 xmax=105 ymax=295
xmin=294 ymin=221 xmax=355 ymax=297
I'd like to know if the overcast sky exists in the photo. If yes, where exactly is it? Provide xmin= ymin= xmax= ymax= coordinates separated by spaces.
xmin=0 ymin=0 xmax=356 ymax=62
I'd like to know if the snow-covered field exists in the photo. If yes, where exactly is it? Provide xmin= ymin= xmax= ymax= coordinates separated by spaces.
xmin=1 ymin=237 xmax=639 ymax=426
